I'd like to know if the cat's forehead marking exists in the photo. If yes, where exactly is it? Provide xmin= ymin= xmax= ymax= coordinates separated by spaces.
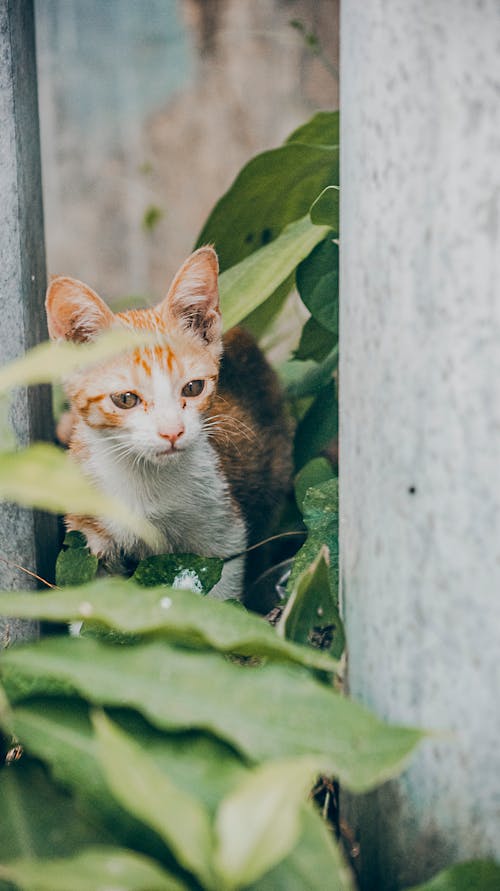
xmin=132 ymin=343 xmax=176 ymax=379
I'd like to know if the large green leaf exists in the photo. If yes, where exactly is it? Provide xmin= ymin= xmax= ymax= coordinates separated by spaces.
xmin=0 ymin=330 xmax=152 ymax=393
xmin=296 ymin=238 xmax=338 ymax=335
xmin=0 ymin=444 xmax=157 ymax=546
xmin=0 ymin=846 xmax=186 ymax=891
xmin=1 ymin=636 xmax=424 ymax=793
xmin=0 ymin=578 xmax=338 ymax=673
xmin=293 ymin=382 xmax=338 ymax=470
xmin=287 ymin=479 xmax=339 ymax=600
xmin=92 ymin=712 xmax=215 ymax=888
xmin=286 ymin=111 xmax=339 ymax=147
xmin=219 ymin=216 xmax=329 ymax=331
xmin=408 ymin=860 xmax=500 ymax=891
xmin=248 ymin=804 xmax=354 ymax=891
xmin=197 ymin=144 xmax=338 ymax=271
xmin=215 ymin=757 xmax=318 ymax=888
xmin=10 ymin=699 xmax=246 ymax=824
xmin=278 ymin=548 xmax=344 ymax=660
xmin=0 ymin=760 xmax=114 ymax=865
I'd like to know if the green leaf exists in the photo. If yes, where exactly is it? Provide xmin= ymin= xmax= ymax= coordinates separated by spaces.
xmin=288 ymin=479 xmax=339 ymax=604
xmin=294 ymin=382 xmax=338 ymax=469
xmin=310 ymin=186 xmax=339 ymax=233
xmin=197 ymin=144 xmax=338 ymax=271
xmin=278 ymin=548 xmax=344 ymax=660
xmin=1 ymin=636 xmax=423 ymax=793
xmin=219 ymin=216 xmax=330 ymax=332
xmin=286 ymin=111 xmax=339 ymax=147
xmin=294 ymin=458 xmax=335 ymax=512
xmin=0 ymin=760 xmax=114 ymax=864
xmin=0 ymin=330 xmax=153 ymax=393
xmin=133 ymin=554 xmax=223 ymax=595
xmin=0 ymin=578 xmax=338 ymax=673
xmin=10 ymin=698 xmax=247 ymax=826
xmin=294 ymin=317 xmax=335 ymax=362
xmin=0 ymin=846 xmax=186 ymax=891
xmin=0 ymin=444 xmax=157 ymax=547
xmin=296 ymin=238 xmax=338 ymax=335
xmin=285 ymin=346 xmax=338 ymax=400
xmin=248 ymin=804 xmax=354 ymax=891
xmin=408 ymin=860 xmax=500 ymax=891
xmin=215 ymin=757 xmax=318 ymax=888
xmin=55 ymin=536 xmax=98 ymax=588
xmin=92 ymin=712 xmax=215 ymax=888
xmin=239 ymin=275 xmax=293 ymax=341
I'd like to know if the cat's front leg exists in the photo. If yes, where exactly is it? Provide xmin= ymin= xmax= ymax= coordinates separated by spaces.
xmin=209 ymin=555 xmax=245 ymax=601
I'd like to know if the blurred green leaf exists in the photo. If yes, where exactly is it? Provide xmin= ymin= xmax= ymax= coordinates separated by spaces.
xmin=1 ymin=636 xmax=423 ymax=793
xmin=294 ymin=458 xmax=334 ymax=512
xmin=0 ymin=760 xmax=114 ymax=864
xmin=286 ymin=111 xmax=339 ymax=147
xmin=133 ymin=554 xmax=223 ymax=596
xmin=0 ymin=330 xmax=153 ymax=393
xmin=0 ymin=579 xmax=338 ymax=673
xmin=294 ymin=382 xmax=338 ymax=469
xmin=219 ymin=216 xmax=329 ymax=332
xmin=408 ymin=860 xmax=500 ymax=891
xmin=0 ymin=846 xmax=186 ymax=891
xmin=294 ymin=317 xmax=334 ymax=363
xmin=215 ymin=757 xmax=318 ymax=888
xmin=92 ymin=712 xmax=215 ymax=888
xmin=310 ymin=186 xmax=339 ymax=233
xmin=278 ymin=548 xmax=344 ymax=659
xmin=10 ymin=699 xmax=247 ymax=827
xmin=197 ymin=142 xmax=338 ymax=271
xmin=142 ymin=204 xmax=164 ymax=232
xmin=248 ymin=804 xmax=354 ymax=891
xmin=0 ymin=444 xmax=157 ymax=547
xmin=288 ymin=479 xmax=339 ymax=604
xmin=296 ymin=238 xmax=338 ymax=335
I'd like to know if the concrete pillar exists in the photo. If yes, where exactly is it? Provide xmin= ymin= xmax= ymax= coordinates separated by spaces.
xmin=0 ymin=0 xmax=57 ymax=644
xmin=340 ymin=1 xmax=500 ymax=887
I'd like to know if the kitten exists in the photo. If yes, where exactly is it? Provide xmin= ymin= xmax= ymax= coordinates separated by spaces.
xmin=45 ymin=247 xmax=291 ymax=600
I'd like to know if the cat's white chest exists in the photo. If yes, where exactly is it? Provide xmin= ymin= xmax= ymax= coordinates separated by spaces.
xmin=83 ymin=431 xmax=246 ymax=599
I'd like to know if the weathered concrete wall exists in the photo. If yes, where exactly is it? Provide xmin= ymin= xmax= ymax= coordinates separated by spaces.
xmin=340 ymin=1 xmax=500 ymax=887
xmin=0 ymin=0 xmax=58 ymax=643
xmin=35 ymin=0 xmax=339 ymax=299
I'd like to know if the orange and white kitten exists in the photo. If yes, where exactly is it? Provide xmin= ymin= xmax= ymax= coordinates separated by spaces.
xmin=45 ymin=247 xmax=291 ymax=600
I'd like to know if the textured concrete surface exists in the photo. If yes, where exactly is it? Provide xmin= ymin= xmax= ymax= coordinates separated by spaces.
xmin=0 ymin=0 xmax=58 ymax=645
xmin=340 ymin=1 xmax=500 ymax=887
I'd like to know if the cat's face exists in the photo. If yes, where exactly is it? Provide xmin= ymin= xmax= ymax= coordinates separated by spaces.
xmin=46 ymin=248 xmax=222 ymax=465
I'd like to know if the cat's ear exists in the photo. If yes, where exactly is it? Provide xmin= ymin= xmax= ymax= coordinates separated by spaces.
xmin=45 ymin=277 xmax=115 ymax=342
xmin=159 ymin=247 xmax=221 ymax=344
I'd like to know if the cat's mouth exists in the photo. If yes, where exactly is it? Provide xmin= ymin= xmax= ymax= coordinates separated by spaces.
xmin=152 ymin=446 xmax=183 ymax=462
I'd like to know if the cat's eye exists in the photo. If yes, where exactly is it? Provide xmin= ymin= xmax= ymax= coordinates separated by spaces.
xmin=110 ymin=392 xmax=141 ymax=409
xmin=182 ymin=379 xmax=205 ymax=398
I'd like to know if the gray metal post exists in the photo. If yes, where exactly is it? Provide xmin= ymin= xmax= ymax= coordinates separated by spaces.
xmin=0 ymin=0 xmax=58 ymax=645
xmin=340 ymin=1 xmax=500 ymax=888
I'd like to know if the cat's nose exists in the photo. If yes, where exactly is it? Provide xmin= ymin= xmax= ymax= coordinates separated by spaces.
xmin=158 ymin=426 xmax=184 ymax=445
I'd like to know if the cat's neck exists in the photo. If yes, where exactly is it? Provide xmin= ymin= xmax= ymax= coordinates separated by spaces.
xmin=73 ymin=420 xmax=246 ymax=562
